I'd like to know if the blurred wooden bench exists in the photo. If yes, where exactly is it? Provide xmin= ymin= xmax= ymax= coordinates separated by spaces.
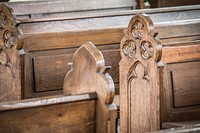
xmin=148 ymin=0 xmax=200 ymax=8
xmin=6 ymin=0 xmax=137 ymax=20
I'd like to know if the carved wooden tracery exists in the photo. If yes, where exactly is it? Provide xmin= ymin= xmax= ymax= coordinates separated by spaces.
xmin=120 ymin=14 xmax=162 ymax=133
xmin=0 ymin=4 xmax=23 ymax=102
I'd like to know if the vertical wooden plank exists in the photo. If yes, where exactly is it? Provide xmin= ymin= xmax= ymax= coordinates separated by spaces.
xmin=63 ymin=42 xmax=115 ymax=133
xmin=0 ymin=4 xmax=23 ymax=102
xmin=120 ymin=13 xmax=162 ymax=133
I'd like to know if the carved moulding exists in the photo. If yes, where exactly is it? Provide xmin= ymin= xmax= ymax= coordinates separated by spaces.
xmin=120 ymin=13 xmax=163 ymax=133
xmin=0 ymin=4 xmax=23 ymax=102
xmin=63 ymin=42 xmax=115 ymax=133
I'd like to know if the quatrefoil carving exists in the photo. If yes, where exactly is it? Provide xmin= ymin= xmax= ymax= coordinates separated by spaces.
xmin=141 ymin=41 xmax=154 ymax=60
xmin=122 ymin=40 xmax=136 ymax=59
xmin=132 ymin=21 xmax=144 ymax=39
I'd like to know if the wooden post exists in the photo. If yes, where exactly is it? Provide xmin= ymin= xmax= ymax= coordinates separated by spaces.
xmin=63 ymin=42 xmax=115 ymax=133
xmin=120 ymin=13 xmax=163 ymax=133
xmin=0 ymin=4 xmax=23 ymax=102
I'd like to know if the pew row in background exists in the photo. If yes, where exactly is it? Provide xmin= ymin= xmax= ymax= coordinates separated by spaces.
xmin=0 ymin=42 xmax=118 ymax=133
xmin=0 ymin=4 xmax=199 ymax=101
xmin=120 ymin=14 xmax=200 ymax=132
xmin=6 ymin=0 xmax=138 ymax=20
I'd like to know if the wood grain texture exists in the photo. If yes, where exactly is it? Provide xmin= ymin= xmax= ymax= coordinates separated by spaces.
xmin=162 ymin=42 xmax=200 ymax=63
xmin=8 ymin=0 xmax=134 ymax=16
xmin=0 ymin=98 xmax=96 ymax=133
xmin=161 ymin=61 xmax=200 ymax=123
xmin=17 ymin=5 xmax=200 ymax=98
xmin=120 ymin=13 xmax=162 ymax=133
xmin=63 ymin=42 xmax=115 ymax=133
xmin=0 ymin=4 xmax=23 ymax=102
xmin=171 ymin=62 xmax=200 ymax=107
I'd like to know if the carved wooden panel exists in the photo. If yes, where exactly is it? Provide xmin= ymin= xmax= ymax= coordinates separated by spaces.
xmin=120 ymin=13 xmax=162 ymax=133
xmin=63 ymin=42 xmax=115 ymax=133
xmin=0 ymin=4 xmax=23 ymax=102
xmin=161 ymin=61 xmax=200 ymax=123
xmin=23 ymin=44 xmax=119 ymax=98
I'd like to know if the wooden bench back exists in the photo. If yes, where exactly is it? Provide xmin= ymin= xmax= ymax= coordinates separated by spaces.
xmin=18 ymin=5 xmax=200 ymax=99
xmin=0 ymin=42 xmax=116 ymax=133
xmin=0 ymin=93 xmax=97 ymax=133
xmin=7 ymin=0 xmax=135 ymax=17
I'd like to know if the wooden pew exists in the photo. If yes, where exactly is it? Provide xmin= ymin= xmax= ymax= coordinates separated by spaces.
xmin=0 ymin=4 xmax=200 ymax=101
xmin=120 ymin=13 xmax=200 ymax=132
xmin=0 ymin=42 xmax=117 ymax=133
xmin=19 ymin=5 xmax=200 ymax=99
xmin=6 ymin=0 xmax=137 ymax=20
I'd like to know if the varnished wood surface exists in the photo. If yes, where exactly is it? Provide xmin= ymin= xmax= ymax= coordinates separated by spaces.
xmin=8 ymin=0 xmax=134 ymax=16
xmin=19 ymin=10 xmax=200 ymax=34
xmin=1 ymin=4 xmax=200 ymax=99
xmin=63 ymin=42 xmax=115 ymax=133
xmin=0 ymin=4 xmax=23 ymax=102
xmin=0 ymin=99 xmax=96 ymax=133
xmin=0 ymin=93 xmax=96 ymax=111
xmin=161 ymin=60 xmax=200 ymax=123
xmin=120 ymin=13 xmax=162 ymax=133
xmin=15 ymin=5 xmax=200 ymax=23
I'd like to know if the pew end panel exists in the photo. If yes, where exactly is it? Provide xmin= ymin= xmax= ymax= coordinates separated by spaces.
xmin=119 ymin=13 xmax=163 ymax=133
xmin=0 ymin=4 xmax=23 ymax=103
xmin=63 ymin=42 xmax=115 ymax=133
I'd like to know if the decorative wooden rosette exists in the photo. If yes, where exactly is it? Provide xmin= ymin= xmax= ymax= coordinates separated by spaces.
xmin=120 ymin=13 xmax=162 ymax=133
xmin=0 ymin=4 xmax=23 ymax=102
